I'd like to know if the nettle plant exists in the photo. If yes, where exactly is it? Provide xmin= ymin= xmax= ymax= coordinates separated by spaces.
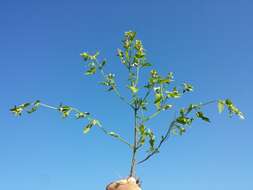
xmin=11 ymin=31 xmax=244 ymax=179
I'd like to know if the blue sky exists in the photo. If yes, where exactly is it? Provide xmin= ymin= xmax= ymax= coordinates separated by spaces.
xmin=1 ymin=0 xmax=252 ymax=189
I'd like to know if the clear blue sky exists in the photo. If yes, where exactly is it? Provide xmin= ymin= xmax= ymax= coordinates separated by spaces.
xmin=1 ymin=0 xmax=252 ymax=189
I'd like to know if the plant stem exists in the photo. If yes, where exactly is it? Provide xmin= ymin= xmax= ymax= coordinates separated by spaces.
xmin=129 ymin=108 xmax=138 ymax=178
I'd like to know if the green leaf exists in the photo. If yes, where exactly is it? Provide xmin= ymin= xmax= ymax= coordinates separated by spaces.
xmin=83 ymin=122 xmax=93 ymax=134
xmin=20 ymin=103 xmax=30 ymax=108
xmin=166 ymin=87 xmax=181 ymax=98
xmin=10 ymin=106 xmax=23 ymax=116
xmin=178 ymin=126 xmax=186 ymax=135
xmin=128 ymin=85 xmax=138 ymax=94
xmin=225 ymin=99 xmax=244 ymax=119
xmin=85 ymin=66 xmax=96 ymax=75
xmin=176 ymin=116 xmax=193 ymax=125
xmin=154 ymin=93 xmax=163 ymax=104
xmin=218 ymin=100 xmax=225 ymax=113
xmin=91 ymin=51 xmax=100 ymax=60
xmin=183 ymin=83 xmax=193 ymax=93
xmin=159 ymin=78 xmax=171 ymax=84
xmin=58 ymin=105 xmax=72 ymax=118
xmin=187 ymin=104 xmax=200 ymax=113
xmin=10 ymin=102 xmax=31 ymax=116
xmin=196 ymin=112 xmax=210 ymax=122
xmin=80 ymin=52 xmax=90 ymax=61
xmin=117 ymin=49 xmax=124 ymax=58
xmin=75 ymin=112 xmax=89 ymax=119
xmin=138 ymin=124 xmax=146 ymax=134
xmin=162 ymin=104 xmax=173 ymax=110
xmin=83 ymin=119 xmax=100 ymax=134
xmin=150 ymin=70 xmax=158 ymax=79
xmin=108 ymin=132 xmax=120 ymax=138
xmin=27 ymin=100 xmax=40 ymax=114
xmin=141 ymin=62 xmax=152 ymax=68
xmin=91 ymin=119 xmax=102 ymax=127
xmin=146 ymin=129 xmax=155 ymax=151
xmin=98 ymin=59 xmax=107 ymax=70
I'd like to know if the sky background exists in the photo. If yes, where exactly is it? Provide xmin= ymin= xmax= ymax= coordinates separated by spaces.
xmin=0 ymin=0 xmax=253 ymax=190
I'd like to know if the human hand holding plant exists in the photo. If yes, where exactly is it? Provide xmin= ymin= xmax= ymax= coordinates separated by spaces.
xmin=10 ymin=31 xmax=244 ymax=189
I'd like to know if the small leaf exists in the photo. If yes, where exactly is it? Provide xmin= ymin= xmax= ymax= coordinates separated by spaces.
xmin=10 ymin=106 xmax=23 ymax=116
xmin=162 ymin=104 xmax=173 ymax=110
xmin=27 ymin=107 xmax=38 ymax=114
xmin=85 ymin=66 xmax=96 ymax=75
xmin=76 ymin=112 xmax=89 ymax=119
xmin=218 ymin=100 xmax=225 ymax=113
xmin=91 ymin=119 xmax=101 ymax=127
xmin=166 ymin=87 xmax=181 ymax=98
xmin=27 ymin=100 xmax=40 ymax=114
xmin=58 ymin=105 xmax=72 ymax=118
xmin=80 ymin=52 xmax=91 ymax=61
xmin=83 ymin=119 xmax=100 ymax=134
xmin=128 ymin=85 xmax=138 ymax=94
xmin=138 ymin=124 xmax=146 ymax=135
xmin=108 ymin=132 xmax=120 ymax=138
xmin=179 ymin=127 xmax=186 ymax=135
xmin=141 ymin=62 xmax=152 ymax=68
xmin=154 ymin=93 xmax=163 ymax=104
xmin=183 ymin=83 xmax=193 ymax=93
xmin=146 ymin=129 xmax=155 ymax=151
xmin=196 ymin=112 xmax=210 ymax=122
xmin=98 ymin=59 xmax=107 ymax=70
xmin=83 ymin=123 xmax=93 ymax=134
xmin=187 ymin=104 xmax=200 ymax=113
xmin=225 ymin=99 xmax=244 ymax=119
xmin=176 ymin=116 xmax=193 ymax=125
xmin=20 ymin=103 xmax=30 ymax=108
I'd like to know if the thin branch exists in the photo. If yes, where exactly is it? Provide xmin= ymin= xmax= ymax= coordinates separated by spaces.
xmin=40 ymin=103 xmax=58 ymax=110
xmin=137 ymin=120 xmax=176 ymax=165
xmin=32 ymin=101 xmax=132 ymax=148
xmin=143 ymin=109 xmax=162 ymax=122
xmin=97 ymin=61 xmax=133 ymax=108
xmin=97 ymin=126 xmax=133 ymax=149
xmin=137 ymin=99 xmax=219 ymax=165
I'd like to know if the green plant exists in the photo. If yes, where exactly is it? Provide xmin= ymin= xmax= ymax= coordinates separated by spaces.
xmin=10 ymin=31 xmax=244 ymax=179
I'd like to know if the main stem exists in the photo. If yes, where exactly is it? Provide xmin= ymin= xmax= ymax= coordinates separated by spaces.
xmin=129 ymin=108 xmax=138 ymax=178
